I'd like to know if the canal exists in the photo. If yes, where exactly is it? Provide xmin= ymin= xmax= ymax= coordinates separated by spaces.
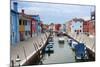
xmin=40 ymin=33 xmax=76 ymax=64
xmin=22 ymin=32 xmax=94 ymax=66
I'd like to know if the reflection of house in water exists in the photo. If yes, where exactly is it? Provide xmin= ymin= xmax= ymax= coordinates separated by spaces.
xmin=59 ymin=44 xmax=64 ymax=48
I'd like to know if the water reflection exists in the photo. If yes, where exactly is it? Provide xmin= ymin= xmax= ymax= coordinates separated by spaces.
xmin=45 ymin=44 xmax=54 ymax=55
xmin=40 ymin=35 xmax=75 ymax=64
xmin=59 ymin=44 xmax=64 ymax=48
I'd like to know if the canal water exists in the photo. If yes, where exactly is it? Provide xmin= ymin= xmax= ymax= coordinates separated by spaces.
xmin=40 ymin=33 xmax=76 ymax=64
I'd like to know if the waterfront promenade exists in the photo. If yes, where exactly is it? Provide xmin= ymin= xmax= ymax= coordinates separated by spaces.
xmin=68 ymin=32 xmax=95 ymax=53
xmin=11 ymin=32 xmax=50 ymax=66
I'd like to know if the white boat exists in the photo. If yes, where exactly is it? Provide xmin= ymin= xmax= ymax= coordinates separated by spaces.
xmin=71 ymin=41 xmax=78 ymax=49
xmin=58 ymin=37 xmax=65 ymax=43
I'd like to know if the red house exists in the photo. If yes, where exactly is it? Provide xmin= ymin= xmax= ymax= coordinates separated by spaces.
xmin=55 ymin=24 xmax=61 ymax=32
xmin=83 ymin=20 xmax=95 ymax=35
xmin=30 ymin=18 xmax=37 ymax=37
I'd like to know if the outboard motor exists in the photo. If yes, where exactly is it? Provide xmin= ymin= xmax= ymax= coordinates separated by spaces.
xmin=68 ymin=39 xmax=72 ymax=46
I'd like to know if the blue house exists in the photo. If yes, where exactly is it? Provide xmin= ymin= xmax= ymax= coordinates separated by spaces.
xmin=11 ymin=2 xmax=19 ymax=45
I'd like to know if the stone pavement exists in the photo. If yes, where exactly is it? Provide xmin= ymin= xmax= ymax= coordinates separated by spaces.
xmin=68 ymin=32 xmax=95 ymax=53
xmin=10 ymin=32 xmax=50 ymax=66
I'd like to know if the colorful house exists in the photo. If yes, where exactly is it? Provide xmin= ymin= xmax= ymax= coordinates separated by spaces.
xmin=30 ymin=17 xmax=37 ymax=37
xmin=55 ymin=24 xmax=61 ymax=32
xmin=65 ymin=20 xmax=72 ymax=34
xmin=31 ymin=15 xmax=42 ymax=35
xmin=66 ymin=18 xmax=84 ymax=34
xmin=83 ymin=20 xmax=95 ymax=36
xmin=72 ymin=18 xmax=84 ymax=34
xmin=19 ymin=10 xmax=32 ymax=41
xmin=49 ymin=23 xmax=55 ymax=32
xmin=63 ymin=24 xmax=66 ymax=32
xmin=11 ymin=2 xmax=19 ymax=45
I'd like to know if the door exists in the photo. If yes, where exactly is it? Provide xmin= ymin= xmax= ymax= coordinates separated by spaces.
xmin=20 ymin=32 xmax=24 ymax=41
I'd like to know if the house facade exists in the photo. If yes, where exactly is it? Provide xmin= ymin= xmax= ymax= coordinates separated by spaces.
xmin=31 ymin=18 xmax=37 ymax=36
xmin=66 ymin=18 xmax=84 ymax=34
xmin=11 ymin=2 xmax=43 ymax=43
xmin=19 ymin=10 xmax=32 ymax=41
xmin=31 ymin=15 xmax=42 ymax=35
xmin=55 ymin=24 xmax=61 ymax=32
xmin=83 ymin=20 xmax=95 ymax=35
xmin=11 ymin=2 xmax=19 ymax=45
xmin=83 ymin=11 xmax=95 ymax=36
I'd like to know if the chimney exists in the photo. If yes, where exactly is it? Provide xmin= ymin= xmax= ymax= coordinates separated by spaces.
xmin=13 ymin=2 xmax=18 ymax=12
xmin=22 ymin=9 xmax=24 ymax=15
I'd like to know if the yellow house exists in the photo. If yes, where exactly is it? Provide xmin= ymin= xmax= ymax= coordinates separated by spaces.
xmin=19 ymin=15 xmax=25 ymax=41
xmin=19 ymin=10 xmax=32 ymax=41
xmin=19 ymin=19 xmax=25 ymax=31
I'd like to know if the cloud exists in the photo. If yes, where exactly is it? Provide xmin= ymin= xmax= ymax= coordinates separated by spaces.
xmin=18 ymin=7 xmax=40 ymax=15
xmin=11 ymin=1 xmax=95 ymax=24
xmin=77 ymin=16 xmax=90 ymax=20
xmin=11 ymin=0 xmax=95 ymax=5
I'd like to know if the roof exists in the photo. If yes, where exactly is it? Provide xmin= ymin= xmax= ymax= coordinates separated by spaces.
xmin=29 ymin=15 xmax=41 ymax=21
xmin=11 ymin=9 xmax=19 ymax=14
xmin=11 ymin=10 xmax=41 ymax=22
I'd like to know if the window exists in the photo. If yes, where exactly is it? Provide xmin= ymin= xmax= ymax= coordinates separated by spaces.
xmin=11 ymin=15 xmax=13 ymax=25
xmin=23 ymin=20 xmax=27 ymax=25
xmin=23 ymin=20 xmax=25 ymax=25
xmin=74 ymin=30 xmax=76 ymax=32
xmin=25 ymin=31 xmax=27 ymax=35
xmin=28 ymin=31 xmax=30 ymax=35
xmin=80 ymin=30 xmax=81 ymax=32
xmin=19 ymin=19 xmax=21 ymax=25
xmin=25 ymin=20 xmax=27 ymax=25
xmin=83 ymin=23 xmax=87 ymax=25
xmin=13 ymin=32 xmax=14 ymax=37
xmin=92 ymin=16 xmax=95 ymax=20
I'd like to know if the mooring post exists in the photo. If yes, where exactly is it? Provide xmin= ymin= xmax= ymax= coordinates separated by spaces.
xmin=11 ymin=60 xmax=14 ymax=67
xmin=16 ymin=55 xmax=21 ymax=67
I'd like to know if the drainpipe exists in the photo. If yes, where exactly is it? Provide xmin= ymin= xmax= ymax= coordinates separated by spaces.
xmin=30 ymin=20 xmax=32 ymax=37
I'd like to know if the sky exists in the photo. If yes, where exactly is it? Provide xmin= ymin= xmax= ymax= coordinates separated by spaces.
xmin=11 ymin=1 xmax=95 ymax=24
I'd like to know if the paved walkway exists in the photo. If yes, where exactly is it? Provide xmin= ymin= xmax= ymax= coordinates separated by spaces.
xmin=68 ymin=32 xmax=95 ymax=52
xmin=10 ymin=32 xmax=50 ymax=66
